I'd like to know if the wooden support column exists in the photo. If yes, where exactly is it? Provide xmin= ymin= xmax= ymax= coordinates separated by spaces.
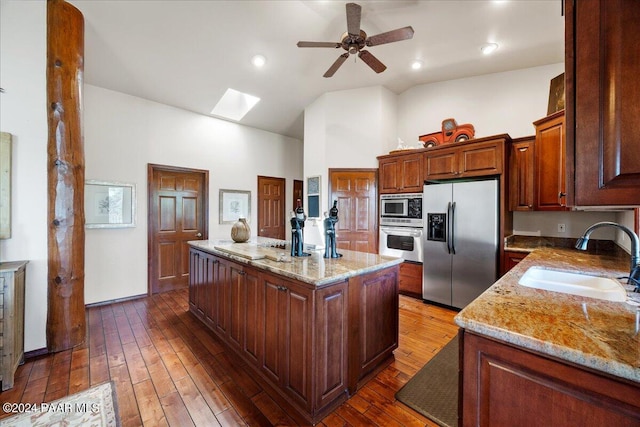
xmin=46 ymin=0 xmax=86 ymax=352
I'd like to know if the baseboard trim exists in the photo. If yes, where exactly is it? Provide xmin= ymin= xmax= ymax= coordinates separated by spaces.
xmin=25 ymin=347 xmax=49 ymax=360
xmin=25 ymin=293 xmax=149 ymax=360
xmin=85 ymin=293 xmax=148 ymax=308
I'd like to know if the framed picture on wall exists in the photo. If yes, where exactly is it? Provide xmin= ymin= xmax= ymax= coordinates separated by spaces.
xmin=307 ymin=175 xmax=320 ymax=218
xmin=85 ymin=180 xmax=136 ymax=228
xmin=219 ymin=189 xmax=251 ymax=224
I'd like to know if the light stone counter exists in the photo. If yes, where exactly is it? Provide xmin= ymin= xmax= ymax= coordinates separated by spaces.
xmin=189 ymin=238 xmax=403 ymax=288
xmin=455 ymin=245 xmax=640 ymax=383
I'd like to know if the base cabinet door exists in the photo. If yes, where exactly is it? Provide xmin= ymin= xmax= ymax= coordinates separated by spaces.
xmin=188 ymin=249 xmax=217 ymax=329
xmin=501 ymin=251 xmax=528 ymax=276
xmin=355 ymin=268 xmax=399 ymax=379
xmin=398 ymin=261 xmax=423 ymax=298
xmin=282 ymin=280 xmax=313 ymax=409
xmin=462 ymin=331 xmax=640 ymax=426
xmin=314 ymin=282 xmax=348 ymax=410
xmin=214 ymin=258 xmax=231 ymax=337
xmin=228 ymin=261 xmax=246 ymax=352
xmin=242 ymin=269 xmax=261 ymax=364
xmin=260 ymin=275 xmax=313 ymax=410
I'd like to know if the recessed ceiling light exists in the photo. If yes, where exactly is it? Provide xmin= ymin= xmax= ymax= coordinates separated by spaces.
xmin=411 ymin=60 xmax=424 ymax=70
xmin=251 ymin=54 xmax=266 ymax=68
xmin=480 ymin=43 xmax=499 ymax=55
xmin=210 ymin=88 xmax=261 ymax=121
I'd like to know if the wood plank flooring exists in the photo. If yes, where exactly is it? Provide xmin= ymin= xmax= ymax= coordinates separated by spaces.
xmin=0 ymin=290 xmax=458 ymax=426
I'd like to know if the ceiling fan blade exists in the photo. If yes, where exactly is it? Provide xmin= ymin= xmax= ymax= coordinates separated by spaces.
xmin=366 ymin=26 xmax=415 ymax=46
xmin=358 ymin=50 xmax=387 ymax=74
xmin=297 ymin=41 xmax=341 ymax=48
xmin=346 ymin=3 xmax=362 ymax=36
xmin=324 ymin=53 xmax=349 ymax=78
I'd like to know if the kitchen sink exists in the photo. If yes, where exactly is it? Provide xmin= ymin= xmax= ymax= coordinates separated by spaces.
xmin=518 ymin=266 xmax=628 ymax=302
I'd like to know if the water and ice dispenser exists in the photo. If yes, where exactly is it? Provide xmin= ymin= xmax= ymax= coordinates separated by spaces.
xmin=427 ymin=213 xmax=447 ymax=242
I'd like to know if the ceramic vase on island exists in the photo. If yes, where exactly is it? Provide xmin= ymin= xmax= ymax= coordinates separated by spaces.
xmin=231 ymin=217 xmax=250 ymax=243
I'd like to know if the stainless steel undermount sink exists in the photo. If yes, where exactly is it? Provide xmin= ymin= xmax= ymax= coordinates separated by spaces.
xmin=518 ymin=266 xmax=628 ymax=302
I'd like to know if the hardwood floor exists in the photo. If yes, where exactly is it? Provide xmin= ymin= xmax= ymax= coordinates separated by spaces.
xmin=0 ymin=290 xmax=458 ymax=426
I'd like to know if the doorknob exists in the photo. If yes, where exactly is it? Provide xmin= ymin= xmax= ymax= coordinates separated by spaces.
xmin=196 ymin=232 xmax=202 ymax=238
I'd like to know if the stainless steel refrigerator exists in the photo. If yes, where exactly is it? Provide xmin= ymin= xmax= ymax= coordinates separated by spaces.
xmin=422 ymin=179 xmax=498 ymax=309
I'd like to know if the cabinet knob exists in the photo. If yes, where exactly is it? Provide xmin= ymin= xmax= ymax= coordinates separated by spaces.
xmin=196 ymin=232 xmax=202 ymax=238
xmin=559 ymin=192 xmax=567 ymax=198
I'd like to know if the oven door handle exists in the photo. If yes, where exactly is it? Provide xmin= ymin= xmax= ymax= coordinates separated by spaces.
xmin=381 ymin=227 xmax=422 ymax=237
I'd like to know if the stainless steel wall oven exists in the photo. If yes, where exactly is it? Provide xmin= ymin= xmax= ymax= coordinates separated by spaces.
xmin=379 ymin=193 xmax=423 ymax=263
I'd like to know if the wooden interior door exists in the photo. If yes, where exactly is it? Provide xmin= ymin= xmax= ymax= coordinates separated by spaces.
xmin=329 ymin=169 xmax=378 ymax=254
xmin=148 ymin=164 xmax=208 ymax=294
xmin=257 ymin=176 xmax=285 ymax=240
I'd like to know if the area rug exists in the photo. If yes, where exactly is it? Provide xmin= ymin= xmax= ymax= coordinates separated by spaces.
xmin=1 ymin=381 xmax=120 ymax=427
xmin=395 ymin=336 xmax=459 ymax=427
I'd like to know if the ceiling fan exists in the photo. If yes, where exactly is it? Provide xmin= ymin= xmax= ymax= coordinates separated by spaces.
xmin=297 ymin=2 xmax=414 ymax=78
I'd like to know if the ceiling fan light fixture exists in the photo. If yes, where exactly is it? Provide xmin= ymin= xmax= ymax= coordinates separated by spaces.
xmin=411 ymin=60 xmax=424 ymax=70
xmin=481 ymin=43 xmax=499 ymax=55
xmin=251 ymin=54 xmax=267 ymax=68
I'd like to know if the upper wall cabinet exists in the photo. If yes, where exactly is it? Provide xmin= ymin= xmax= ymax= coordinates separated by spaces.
xmin=378 ymin=151 xmax=423 ymax=194
xmin=534 ymin=111 xmax=568 ymax=211
xmin=509 ymin=136 xmax=535 ymax=211
xmin=566 ymin=0 xmax=640 ymax=206
xmin=424 ymin=136 xmax=506 ymax=181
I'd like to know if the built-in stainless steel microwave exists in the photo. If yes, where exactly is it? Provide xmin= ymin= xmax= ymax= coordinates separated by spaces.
xmin=380 ymin=193 xmax=422 ymax=227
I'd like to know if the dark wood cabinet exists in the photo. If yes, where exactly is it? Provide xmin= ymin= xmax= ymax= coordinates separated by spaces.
xmin=378 ymin=151 xmax=423 ymax=193
xmin=508 ymin=136 xmax=535 ymax=211
xmin=501 ymin=250 xmax=527 ymax=276
xmin=462 ymin=331 xmax=640 ymax=426
xmin=398 ymin=261 xmax=422 ymax=298
xmin=353 ymin=268 xmax=399 ymax=381
xmin=566 ymin=0 xmax=640 ymax=206
xmin=261 ymin=275 xmax=314 ymax=410
xmin=534 ymin=111 xmax=568 ymax=210
xmin=188 ymin=247 xmax=398 ymax=424
xmin=424 ymin=136 xmax=505 ymax=180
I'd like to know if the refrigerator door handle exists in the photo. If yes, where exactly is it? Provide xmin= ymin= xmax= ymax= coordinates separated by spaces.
xmin=451 ymin=201 xmax=457 ymax=255
xmin=446 ymin=202 xmax=452 ymax=254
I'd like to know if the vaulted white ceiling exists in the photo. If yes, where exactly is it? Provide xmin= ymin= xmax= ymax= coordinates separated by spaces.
xmin=69 ymin=0 xmax=564 ymax=140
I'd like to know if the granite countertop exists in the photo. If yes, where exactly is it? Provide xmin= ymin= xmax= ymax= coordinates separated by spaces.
xmin=456 ymin=241 xmax=640 ymax=383
xmin=189 ymin=238 xmax=403 ymax=288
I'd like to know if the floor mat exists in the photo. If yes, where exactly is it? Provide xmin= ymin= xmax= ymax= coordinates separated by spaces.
xmin=395 ymin=336 xmax=458 ymax=427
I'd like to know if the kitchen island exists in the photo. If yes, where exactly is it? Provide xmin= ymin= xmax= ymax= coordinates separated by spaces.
xmin=188 ymin=239 xmax=402 ymax=425
xmin=456 ymin=243 xmax=640 ymax=425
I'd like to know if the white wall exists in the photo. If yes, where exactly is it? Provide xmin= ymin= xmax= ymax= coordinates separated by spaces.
xmin=303 ymin=86 xmax=397 ymax=213
xmin=84 ymin=85 xmax=302 ymax=304
xmin=398 ymin=63 xmax=565 ymax=144
xmin=0 ymin=0 xmax=303 ymax=350
xmin=513 ymin=211 xmax=618 ymax=239
xmin=0 ymin=0 xmax=48 ymax=352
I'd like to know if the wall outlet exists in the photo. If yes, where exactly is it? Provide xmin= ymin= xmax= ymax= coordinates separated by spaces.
xmin=558 ymin=223 xmax=566 ymax=233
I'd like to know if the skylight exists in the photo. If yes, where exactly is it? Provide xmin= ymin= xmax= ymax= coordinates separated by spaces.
xmin=210 ymin=88 xmax=260 ymax=121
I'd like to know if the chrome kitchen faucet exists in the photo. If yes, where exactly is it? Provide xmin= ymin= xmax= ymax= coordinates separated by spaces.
xmin=575 ymin=221 xmax=640 ymax=292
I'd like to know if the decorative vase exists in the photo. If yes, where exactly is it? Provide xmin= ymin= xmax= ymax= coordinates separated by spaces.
xmin=231 ymin=217 xmax=251 ymax=243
